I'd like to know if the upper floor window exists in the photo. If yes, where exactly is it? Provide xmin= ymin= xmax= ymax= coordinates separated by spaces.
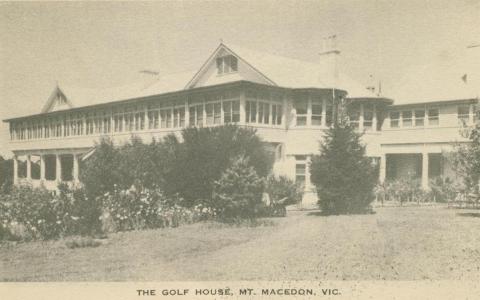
xmin=295 ymin=98 xmax=308 ymax=126
xmin=414 ymin=110 xmax=425 ymax=127
xmin=402 ymin=111 xmax=412 ymax=127
xmin=458 ymin=105 xmax=470 ymax=125
xmin=390 ymin=111 xmax=400 ymax=128
xmin=311 ymin=98 xmax=323 ymax=126
xmin=428 ymin=109 xmax=439 ymax=126
xmin=216 ymin=55 xmax=238 ymax=75
xmin=363 ymin=104 xmax=374 ymax=130
xmin=348 ymin=109 xmax=360 ymax=129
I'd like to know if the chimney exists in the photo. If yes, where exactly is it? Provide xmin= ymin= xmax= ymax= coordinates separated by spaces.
xmin=319 ymin=35 xmax=341 ymax=82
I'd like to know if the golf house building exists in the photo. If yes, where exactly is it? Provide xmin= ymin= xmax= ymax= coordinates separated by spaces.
xmin=4 ymin=42 xmax=479 ymax=206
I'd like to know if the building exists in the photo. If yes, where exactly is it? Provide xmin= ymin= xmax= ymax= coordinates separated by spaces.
xmin=3 ymin=42 xmax=479 ymax=205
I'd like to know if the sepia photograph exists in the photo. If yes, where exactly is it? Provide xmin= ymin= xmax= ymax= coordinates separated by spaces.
xmin=0 ymin=0 xmax=479 ymax=298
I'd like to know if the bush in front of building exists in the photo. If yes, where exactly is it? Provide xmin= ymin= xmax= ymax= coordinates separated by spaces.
xmin=310 ymin=101 xmax=377 ymax=214
xmin=80 ymin=137 xmax=122 ymax=199
xmin=260 ymin=175 xmax=303 ymax=217
xmin=0 ymin=184 xmax=103 ymax=241
xmin=100 ymin=185 xmax=214 ymax=232
xmin=212 ymin=156 xmax=264 ymax=221
xmin=0 ymin=156 xmax=13 ymax=194
xmin=449 ymin=123 xmax=480 ymax=196
xmin=162 ymin=125 xmax=272 ymax=207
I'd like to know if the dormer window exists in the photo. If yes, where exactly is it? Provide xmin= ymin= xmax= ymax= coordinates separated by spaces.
xmin=216 ymin=55 xmax=238 ymax=75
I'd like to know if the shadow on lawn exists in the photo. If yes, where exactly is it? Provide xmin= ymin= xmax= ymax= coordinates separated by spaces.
xmin=456 ymin=212 xmax=480 ymax=218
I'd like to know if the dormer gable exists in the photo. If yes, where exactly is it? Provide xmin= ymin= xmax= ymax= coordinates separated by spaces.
xmin=185 ymin=43 xmax=276 ymax=89
xmin=41 ymin=85 xmax=75 ymax=113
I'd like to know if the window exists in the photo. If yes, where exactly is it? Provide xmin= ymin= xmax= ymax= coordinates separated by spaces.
xmin=214 ymin=103 xmax=221 ymax=124
xmin=428 ymin=108 xmax=439 ymax=126
xmin=103 ymin=113 xmax=111 ymax=134
xmin=390 ymin=112 xmax=400 ymax=128
xmin=295 ymin=97 xmax=308 ymax=126
xmin=216 ymin=55 xmax=238 ymax=75
xmin=402 ymin=111 xmax=412 ymax=127
xmin=160 ymin=108 xmax=172 ymax=128
xmin=311 ymin=98 xmax=323 ymax=126
xmin=295 ymin=155 xmax=307 ymax=184
xmin=458 ymin=105 xmax=470 ymax=125
xmin=125 ymin=109 xmax=134 ymax=132
xmin=348 ymin=110 xmax=360 ymax=129
xmin=148 ymin=109 xmax=159 ymax=129
xmin=134 ymin=111 xmax=145 ymax=131
xmin=363 ymin=104 xmax=374 ymax=130
xmin=173 ymin=107 xmax=185 ymax=128
xmin=271 ymin=104 xmax=282 ymax=125
xmin=414 ymin=110 xmax=425 ymax=127
xmin=206 ymin=103 xmax=214 ymax=125
xmin=222 ymin=100 xmax=240 ymax=123
xmin=188 ymin=104 xmax=203 ymax=127
xmin=257 ymin=102 xmax=270 ymax=124
xmin=246 ymin=100 xmax=257 ymax=123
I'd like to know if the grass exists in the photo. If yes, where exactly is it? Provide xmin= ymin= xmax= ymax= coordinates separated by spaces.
xmin=1 ymin=206 xmax=480 ymax=281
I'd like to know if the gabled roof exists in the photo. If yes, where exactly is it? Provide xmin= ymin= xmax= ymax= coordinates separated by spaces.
xmin=25 ymin=42 xmax=390 ymax=116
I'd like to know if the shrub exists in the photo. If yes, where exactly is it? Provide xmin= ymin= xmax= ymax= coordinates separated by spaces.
xmin=80 ymin=137 xmax=121 ymax=199
xmin=265 ymin=175 xmax=303 ymax=207
xmin=0 ymin=184 xmax=102 ymax=241
xmin=310 ymin=100 xmax=377 ymax=214
xmin=212 ymin=156 xmax=264 ymax=221
xmin=100 ymin=187 xmax=213 ymax=232
xmin=164 ymin=125 xmax=272 ymax=207
xmin=429 ymin=177 xmax=456 ymax=203
xmin=0 ymin=156 xmax=13 ymax=194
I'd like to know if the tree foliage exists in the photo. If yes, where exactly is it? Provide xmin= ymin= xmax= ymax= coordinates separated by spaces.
xmin=212 ymin=156 xmax=264 ymax=220
xmin=310 ymin=100 xmax=377 ymax=214
xmin=449 ymin=123 xmax=480 ymax=194
xmin=163 ymin=125 xmax=272 ymax=206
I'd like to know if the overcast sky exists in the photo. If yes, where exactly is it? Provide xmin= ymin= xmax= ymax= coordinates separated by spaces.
xmin=1 ymin=0 xmax=479 ymax=157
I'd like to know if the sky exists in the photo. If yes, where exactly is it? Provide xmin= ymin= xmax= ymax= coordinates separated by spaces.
xmin=0 ymin=0 xmax=479 ymax=157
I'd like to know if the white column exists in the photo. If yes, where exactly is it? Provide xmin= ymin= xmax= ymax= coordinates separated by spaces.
xmin=13 ymin=156 xmax=18 ymax=185
xmin=422 ymin=152 xmax=429 ymax=190
xmin=40 ymin=155 xmax=46 ymax=181
xmin=184 ymin=98 xmax=190 ymax=127
xmin=359 ymin=103 xmax=365 ymax=131
xmin=282 ymin=95 xmax=288 ymax=129
xmin=372 ymin=104 xmax=378 ymax=132
xmin=239 ymin=89 xmax=246 ymax=125
xmin=56 ymin=154 xmax=62 ymax=182
xmin=73 ymin=154 xmax=79 ymax=182
xmin=144 ymin=105 xmax=149 ymax=130
xmin=379 ymin=153 xmax=386 ymax=183
xmin=321 ymin=98 xmax=327 ymax=127
xmin=26 ymin=155 xmax=31 ymax=180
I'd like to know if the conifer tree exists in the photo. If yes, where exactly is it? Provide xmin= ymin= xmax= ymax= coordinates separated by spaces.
xmin=310 ymin=99 xmax=377 ymax=214
xmin=213 ymin=156 xmax=264 ymax=220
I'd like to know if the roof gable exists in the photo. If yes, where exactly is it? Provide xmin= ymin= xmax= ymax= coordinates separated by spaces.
xmin=185 ymin=44 xmax=276 ymax=89
xmin=41 ymin=86 xmax=75 ymax=113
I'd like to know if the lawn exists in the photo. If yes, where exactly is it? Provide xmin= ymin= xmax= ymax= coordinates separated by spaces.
xmin=1 ymin=206 xmax=480 ymax=281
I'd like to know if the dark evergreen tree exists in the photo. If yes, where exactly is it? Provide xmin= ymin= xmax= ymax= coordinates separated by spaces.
xmin=310 ymin=99 xmax=377 ymax=214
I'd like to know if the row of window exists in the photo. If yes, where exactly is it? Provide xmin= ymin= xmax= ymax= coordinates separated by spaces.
xmin=389 ymin=105 xmax=477 ymax=128
xmin=10 ymin=92 xmax=285 ymax=141
xmin=16 ymin=154 xmax=74 ymax=181
xmin=294 ymin=95 xmax=334 ymax=127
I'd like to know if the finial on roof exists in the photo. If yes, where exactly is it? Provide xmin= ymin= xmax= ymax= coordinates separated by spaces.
xmin=220 ymin=38 xmax=224 ymax=44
